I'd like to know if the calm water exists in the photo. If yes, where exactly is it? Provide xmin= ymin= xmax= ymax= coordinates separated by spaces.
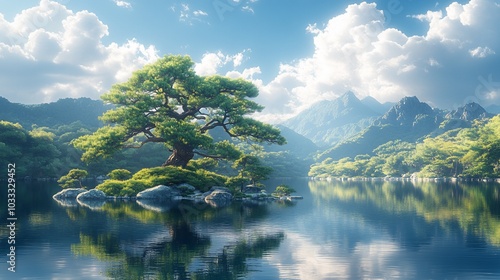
xmin=2 ymin=178 xmax=500 ymax=279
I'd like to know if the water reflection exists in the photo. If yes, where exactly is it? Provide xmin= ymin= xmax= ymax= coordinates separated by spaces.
xmin=309 ymin=180 xmax=500 ymax=247
xmin=64 ymin=200 xmax=285 ymax=279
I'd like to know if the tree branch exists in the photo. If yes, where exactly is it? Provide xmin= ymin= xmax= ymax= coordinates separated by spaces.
xmin=193 ymin=150 xmax=227 ymax=160
xmin=123 ymin=136 xmax=166 ymax=149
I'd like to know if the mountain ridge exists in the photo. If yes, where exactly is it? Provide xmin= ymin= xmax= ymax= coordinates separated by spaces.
xmin=0 ymin=96 xmax=111 ymax=129
xmin=318 ymin=97 xmax=492 ymax=161
xmin=281 ymin=91 xmax=381 ymax=147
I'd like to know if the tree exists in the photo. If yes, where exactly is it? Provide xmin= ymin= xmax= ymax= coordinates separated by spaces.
xmin=232 ymin=154 xmax=272 ymax=188
xmin=73 ymin=55 xmax=285 ymax=168
xmin=272 ymin=184 xmax=296 ymax=197
xmin=58 ymin=169 xmax=88 ymax=188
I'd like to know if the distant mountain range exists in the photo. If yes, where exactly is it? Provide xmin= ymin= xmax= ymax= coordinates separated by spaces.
xmin=282 ymin=91 xmax=384 ymax=147
xmin=0 ymin=96 xmax=318 ymax=162
xmin=334 ymin=98 xmax=491 ymax=161
xmin=281 ymin=93 xmax=496 ymax=162
xmin=0 ymin=96 xmax=111 ymax=129
xmin=2 ymin=94 xmax=497 ymax=166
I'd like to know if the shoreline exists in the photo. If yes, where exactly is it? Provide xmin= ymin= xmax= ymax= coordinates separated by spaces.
xmin=310 ymin=176 xmax=500 ymax=183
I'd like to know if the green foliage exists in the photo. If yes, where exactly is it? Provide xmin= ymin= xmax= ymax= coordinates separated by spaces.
xmin=0 ymin=121 xmax=63 ymax=177
xmin=95 ymin=166 xmax=228 ymax=196
xmin=107 ymin=169 xmax=132 ymax=180
xmin=233 ymin=154 xmax=273 ymax=185
xmin=310 ymin=115 xmax=500 ymax=179
xmin=58 ymin=169 xmax=88 ymax=189
xmin=272 ymin=185 xmax=296 ymax=197
xmin=73 ymin=55 xmax=285 ymax=168
xmin=96 ymin=179 xmax=150 ymax=197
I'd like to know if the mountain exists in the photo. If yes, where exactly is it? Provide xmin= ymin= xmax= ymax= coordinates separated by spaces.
xmin=361 ymin=96 xmax=394 ymax=115
xmin=268 ymin=125 xmax=318 ymax=158
xmin=318 ymin=97 xmax=489 ymax=161
xmin=0 ymin=97 xmax=112 ymax=129
xmin=281 ymin=91 xmax=381 ymax=147
xmin=445 ymin=102 xmax=492 ymax=121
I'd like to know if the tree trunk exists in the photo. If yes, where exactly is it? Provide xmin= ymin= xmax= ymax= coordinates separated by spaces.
xmin=163 ymin=143 xmax=194 ymax=168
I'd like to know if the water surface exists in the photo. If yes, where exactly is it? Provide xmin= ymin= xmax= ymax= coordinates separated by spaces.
xmin=1 ymin=179 xmax=500 ymax=279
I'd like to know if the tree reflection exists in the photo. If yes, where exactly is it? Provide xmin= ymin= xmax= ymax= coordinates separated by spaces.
xmin=191 ymin=232 xmax=285 ymax=279
xmin=309 ymin=180 xmax=500 ymax=247
xmin=69 ymin=200 xmax=284 ymax=279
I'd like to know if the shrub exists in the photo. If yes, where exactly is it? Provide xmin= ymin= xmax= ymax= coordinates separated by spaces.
xmin=96 ymin=167 xmax=229 ymax=196
xmin=107 ymin=169 xmax=132 ymax=180
xmin=272 ymin=184 xmax=296 ymax=197
xmin=96 ymin=180 xmax=126 ymax=196
xmin=132 ymin=166 xmax=227 ymax=192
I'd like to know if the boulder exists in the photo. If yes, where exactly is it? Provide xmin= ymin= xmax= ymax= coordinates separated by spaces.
xmin=137 ymin=185 xmax=181 ymax=201
xmin=175 ymin=183 xmax=196 ymax=193
xmin=243 ymin=185 xmax=262 ymax=194
xmin=204 ymin=189 xmax=233 ymax=207
xmin=209 ymin=186 xmax=232 ymax=193
xmin=77 ymin=189 xmax=107 ymax=201
xmin=53 ymin=188 xmax=87 ymax=200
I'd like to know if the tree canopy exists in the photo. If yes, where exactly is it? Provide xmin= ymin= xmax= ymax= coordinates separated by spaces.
xmin=73 ymin=55 xmax=285 ymax=168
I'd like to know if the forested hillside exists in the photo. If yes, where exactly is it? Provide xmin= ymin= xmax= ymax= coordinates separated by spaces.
xmin=310 ymin=115 xmax=500 ymax=178
xmin=0 ymin=97 xmax=314 ymax=178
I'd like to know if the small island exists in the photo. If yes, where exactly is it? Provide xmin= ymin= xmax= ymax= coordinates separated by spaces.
xmin=52 ymin=55 xmax=302 ymax=209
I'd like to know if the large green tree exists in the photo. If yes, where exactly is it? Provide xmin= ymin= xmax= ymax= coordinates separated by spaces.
xmin=73 ymin=55 xmax=285 ymax=168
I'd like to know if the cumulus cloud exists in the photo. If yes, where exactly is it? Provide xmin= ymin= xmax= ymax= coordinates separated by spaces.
xmin=194 ymin=50 xmax=250 ymax=76
xmin=250 ymin=0 xmax=500 ymax=122
xmin=0 ymin=0 xmax=158 ymax=104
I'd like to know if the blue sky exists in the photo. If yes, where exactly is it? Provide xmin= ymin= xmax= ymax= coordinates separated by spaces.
xmin=0 ymin=0 xmax=498 ymax=121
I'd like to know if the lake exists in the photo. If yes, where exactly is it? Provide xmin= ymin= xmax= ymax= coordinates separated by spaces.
xmin=2 ymin=178 xmax=500 ymax=279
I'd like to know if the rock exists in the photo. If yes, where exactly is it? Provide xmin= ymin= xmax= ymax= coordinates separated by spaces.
xmin=175 ymin=183 xmax=196 ymax=193
xmin=243 ymin=185 xmax=262 ymax=194
xmin=209 ymin=186 xmax=231 ymax=193
xmin=77 ymin=189 xmax=107 ymax=201
xmin=205 ymin=189 xmax=233 ymax=208
xmin=53 ymin=188 xmax=87 ymax=200
xmin=136 ymin=185 xmax=181 ymax=201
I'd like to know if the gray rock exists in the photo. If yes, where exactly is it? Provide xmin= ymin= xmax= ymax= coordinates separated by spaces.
xmin=53 ymin=188 xmax=87 ymax=200
xmin=77 ymin=189 xmax=107 ymax=201
xmin=243 ymin=185 xmax=262 ymax=194
xmin=209 ymin=186 xmax=232 ymax=193
xmin=205 ymin=190 xmax=233 ymax=202
xmin=175 ymin=183 xmax=196 ymax=193
xmin=137 ymin=185 xmax=181 ymax=201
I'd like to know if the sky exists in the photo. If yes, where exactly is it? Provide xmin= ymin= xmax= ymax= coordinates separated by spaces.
xmin=0 ymin=0 xmax=499 ymax=122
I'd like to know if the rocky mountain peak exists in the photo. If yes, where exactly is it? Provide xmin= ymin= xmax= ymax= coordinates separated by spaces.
xmin=445 ymin=102 xmax=490 ymax=121
xmin=377 ymin=96 xmax=435 ymax=126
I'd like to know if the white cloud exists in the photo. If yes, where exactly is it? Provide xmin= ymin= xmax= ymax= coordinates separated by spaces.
xmin=469 ymin=46 xmax=495 ymax=58
xmin=0 ymin=0 xmax=158 ymax=104
xmin=194 ymin=50 xmax=251 ymax=76
xmin=175 ymin=3 xmax=209 ymax=25
xmin=113 ymin=0 xmax=132 ymax=9
xmin=248 ymin=0 xmax=500 ymax=121
xmin=193 ymin=10 xmax=208 ymax=17
xmin=242 ymin=6 xmax=254 ymax=14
